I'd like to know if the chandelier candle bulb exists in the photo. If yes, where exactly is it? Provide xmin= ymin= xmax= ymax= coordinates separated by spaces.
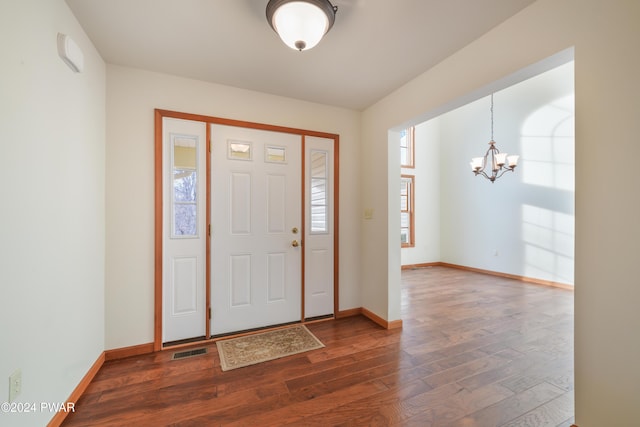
xmin=471 ymin=157 xmax=483 ymax=171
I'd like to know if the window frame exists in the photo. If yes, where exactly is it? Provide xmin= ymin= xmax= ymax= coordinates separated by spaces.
xmin=170 ymin=135 xmax=199 ymax=239
xmin=400 ymin=127 xmax=415 ymax=169
xmin=401 ymin=174 xmax=415 ymax=248
xmin=309 ymin=149 xmax=329 ymax=234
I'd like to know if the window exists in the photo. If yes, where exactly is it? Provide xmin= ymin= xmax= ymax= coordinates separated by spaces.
xmin=310 ymin=150 xmax=329 ymax=233
xmin=400 ymin=127 xmax=415 ymax=168
xmin=401 ymin=175 xmax=414 ymax=247
xmin=172 ymin=136 xmax=198 ymax=237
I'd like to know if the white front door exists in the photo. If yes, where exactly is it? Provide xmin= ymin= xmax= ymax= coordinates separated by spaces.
xmin=210 ymin=124 xmax=302 ymax=335
xmin=162 ymin=118 xmax=207 ymax=343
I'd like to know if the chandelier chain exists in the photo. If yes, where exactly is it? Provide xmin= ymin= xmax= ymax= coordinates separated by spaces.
xmin=490 ymin=93 xmax=494 ymax=141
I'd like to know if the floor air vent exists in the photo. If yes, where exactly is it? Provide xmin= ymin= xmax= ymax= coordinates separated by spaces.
xmin=171 ymin=348 xmax=207 ymax=360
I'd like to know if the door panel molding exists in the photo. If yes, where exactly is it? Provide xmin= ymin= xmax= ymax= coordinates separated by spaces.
xmin=154 ymin=109 xmax=339 ymax=350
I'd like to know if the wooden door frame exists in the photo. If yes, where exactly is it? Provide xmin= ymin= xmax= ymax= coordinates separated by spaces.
xmin=154 ymin=109 xmax=340 ymax=351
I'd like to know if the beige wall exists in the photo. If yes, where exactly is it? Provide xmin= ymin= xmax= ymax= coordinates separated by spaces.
xmin=105 ymin=65 xmax=362 ymax=349
xmin=0 ymin=1 xmax=106 ymax=425
xmin=361 ymin=0 xmax=640 ymax=425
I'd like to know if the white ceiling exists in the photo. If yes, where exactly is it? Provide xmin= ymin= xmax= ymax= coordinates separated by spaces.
xmin=65 ymin=0 xmax=535 ymax=111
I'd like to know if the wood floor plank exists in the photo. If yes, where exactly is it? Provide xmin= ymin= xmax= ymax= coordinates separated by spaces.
xmin=222 ymin=380 xmax=390 ymax=426
xmin=500 ymin=391 xmax=575 ymax=427
xmin=288 ymin=378 xmax=434 ymax=426
xmin=445 ymin=382 xmax=567 ymax=427
xmin=62 ymin=266 xmax=574 ymax=427
xmin=398 ymin=382 xmax=516 ymax=426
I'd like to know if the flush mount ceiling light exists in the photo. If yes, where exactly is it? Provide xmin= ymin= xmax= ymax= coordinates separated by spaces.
xmin=266 ymin=0 xmax=338 ymax=51
xmin=470 ymin=94 xmax=519 ymax=183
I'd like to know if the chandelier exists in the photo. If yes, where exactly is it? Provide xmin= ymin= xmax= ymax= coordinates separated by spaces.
xmin=266 ymin=0 xmax=338 ymax=51
xmin=470 ymin=94 xmax=519 ymax=183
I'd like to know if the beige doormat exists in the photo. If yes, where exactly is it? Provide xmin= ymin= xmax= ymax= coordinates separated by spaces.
xmin=216 ymin=325 xmax=324 ymax=371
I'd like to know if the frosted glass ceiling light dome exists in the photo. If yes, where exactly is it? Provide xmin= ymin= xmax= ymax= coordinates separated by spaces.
xmin=266 ymin=0 xmax=338 ymax=51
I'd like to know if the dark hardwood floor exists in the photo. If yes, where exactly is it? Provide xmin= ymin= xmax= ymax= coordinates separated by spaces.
xmin=62 ymin=266 xmax=574 ymax=426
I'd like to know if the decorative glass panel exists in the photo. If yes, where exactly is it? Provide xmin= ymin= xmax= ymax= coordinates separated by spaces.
xmin=174 ymin=170 xmax=197 ymax=202
xmin=311 ymin=206 xmax=327 ymax=233
xmin=311 ymin=151 xmax=327 ymax=178
xmin=172 ymin=135 xmax=198 ymax=238
xmin=310 ymin=150 xmax=328 ymax=233
xmin=265 ymin=146 xmax=286 ymax=163
xmin=174 ymin=200 xmax=198 ymax=236
xmin=311 ymin=179 xmax=326 ymax=203
xmin=228 ymin=140 xmax=252 ymax=160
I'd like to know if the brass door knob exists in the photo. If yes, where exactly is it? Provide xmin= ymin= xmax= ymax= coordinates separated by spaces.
xmin=291 ymin=240 xmax=300 ymax=247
